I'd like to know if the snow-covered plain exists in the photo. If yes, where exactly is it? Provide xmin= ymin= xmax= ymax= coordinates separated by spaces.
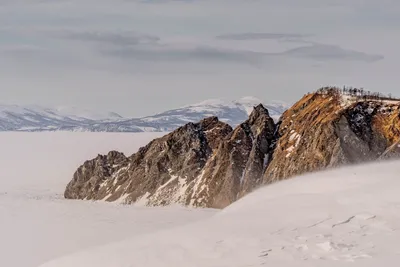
xmin=3 ymin=132 xmax=400 ymax=267
xmin=40 ymin=160 xmax=400 ymax=267
xmin=0 ymin=132 xmax=216 ymax=267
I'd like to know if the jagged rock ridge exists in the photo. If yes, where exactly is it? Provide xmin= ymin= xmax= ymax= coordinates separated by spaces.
xmin=65 ymin=106 xmax=276 ymax=208
xmin=65 ymin=87 xmax=400 ymax=208
xmin=65 ymin=116 xmax=234 ymax=206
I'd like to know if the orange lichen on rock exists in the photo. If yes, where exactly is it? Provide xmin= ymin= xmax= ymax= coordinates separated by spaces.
xmin=373 ymin=106 xmax=400 ymax=145
xmin=264 ymin=88 xmax=400 ymax=184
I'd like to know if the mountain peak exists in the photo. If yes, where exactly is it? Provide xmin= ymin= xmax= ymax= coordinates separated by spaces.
xmin=187 ymin=96 xmax=265 ymax=109
xmin=235 ymin=96 xmax=263 ymax=105
xmin=188 ymin=99 xmax=228 ymax=107
xmin=248 ymin=104 xmax=270 ymax=124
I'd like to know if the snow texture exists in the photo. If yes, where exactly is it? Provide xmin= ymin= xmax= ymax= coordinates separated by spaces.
xmin=39 ymin=160 xmax=400 ymax=267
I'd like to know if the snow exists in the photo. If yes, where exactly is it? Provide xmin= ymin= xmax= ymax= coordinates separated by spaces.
xmin=178 ymin=177 xmax=189 ymax=196
xmin=0 ymin=132 xmax=215 ymax=267
xmin=289 ymin=131 xmax=300 ymax=142
xmin=53 ymin=106 xmax=123 ymax=121
xmin=0 ymin=104 xmax=122 ymax=121
xmin=340 ymin=94 xmax=357 ymax=108
xmin=40 ymin=160 xmax=400 ymax=267
xmin=0 ymin=98 xmax=288 ymax=132
xmin=263 ymin=153 xmax=270 ymax=167
xmin=189 ymin=170 xmax=207 ymax=206
xmin=340 ymin=94 xmax=400 ymax=109
xmin=182 ymin=96 xmax=288 ymax=117
xmin=234 ymin=96 xmax=265 ymax=115
xmin=286 ymin=146 xmax=294 ymax=157
xmin=189 ymin=98 xmax=233 ymax=108
xmin=380 ymin=99 xmax=400 ymax=105
xmin=5 ymin=131 xmax=399 ymax=267
xmin=134 ymin=192 xmax=151 ymax=206
xmin=286 ymin=131 xmax=301 ymax=157
xmin=158 ymin=175 xmax=179 ymax=191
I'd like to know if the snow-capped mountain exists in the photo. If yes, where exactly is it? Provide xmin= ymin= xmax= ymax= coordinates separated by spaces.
xmin=0 ymin=97 xmax=289 ymax=132
xmin=0 ymin=104 xmax=123 ymax=132
xmin=52 ymin=106 xmax=123 ymax=121
xmin=149 ymin=96 xmax=286 ymax=123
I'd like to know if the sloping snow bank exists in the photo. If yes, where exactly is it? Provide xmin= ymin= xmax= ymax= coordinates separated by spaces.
xmin=40 ymin=160 xmax=400 ymax=267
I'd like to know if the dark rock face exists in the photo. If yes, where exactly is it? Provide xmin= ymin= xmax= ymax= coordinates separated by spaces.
xmin=65 ymin=90 xmax=400 ymax=209
xmin=64 ymin=151 xmax=129 ymax=200
xmin=64 ymin=106 xmax=276 ymax=208
xmin=192 ymin=104 xmax=276 ymax=208
xmin=65 ymin=116 xmax=234 ymax=206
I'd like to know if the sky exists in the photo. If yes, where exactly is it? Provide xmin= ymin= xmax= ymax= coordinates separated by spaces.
xmin=0 ymin=0 xmax=399 ymax=117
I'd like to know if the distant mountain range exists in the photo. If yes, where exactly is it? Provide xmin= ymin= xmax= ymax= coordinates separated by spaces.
xmin=0 ymin=97 xmax=289 ymax=132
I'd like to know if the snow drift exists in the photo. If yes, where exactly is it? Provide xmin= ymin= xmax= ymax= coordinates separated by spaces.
xmin=40 ymin=160 xmax=400 ymax=267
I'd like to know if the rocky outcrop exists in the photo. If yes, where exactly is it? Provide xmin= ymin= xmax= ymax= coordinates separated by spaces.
xmin=65 ymin=88 xmax=400 ymax=208
xmin=264 ymin=89 xmax=400 ymax=183
xmin=188 ymin=104 xmax=276 ymax=208
xmin=65 ymin=116 xmax=233 ymax=206
xmin=65 ymin=106 xmax=275 ymax=208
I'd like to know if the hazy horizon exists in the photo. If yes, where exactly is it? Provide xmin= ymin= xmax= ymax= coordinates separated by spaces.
xmin=1 ymin=0 xmax=399 ymax=117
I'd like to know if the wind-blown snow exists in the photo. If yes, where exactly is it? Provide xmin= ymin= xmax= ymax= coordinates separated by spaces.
xmin=0 ymin=132 xmax=216 ymax=267
xmin=40 ymin=160 xmax=400 ymax=267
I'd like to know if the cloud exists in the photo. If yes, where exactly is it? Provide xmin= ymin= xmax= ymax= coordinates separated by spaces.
xmin=0 ymin=44 xmax=43 ymax=53
xmin=101 ymin=45 xmax=265 ymax=66
xmin=96 ymin=34 xmax=383 ymax=65
xmin=215 ymin=33 xmax=383 ymax=62
xmin=46 ymin=29 xmax=384 ymax=65
xmin=0 ymin=0 xmax=396 ymax=119
xmin=280 ymin=44 xmax=384 ymax=62
xmin=34 ymin=29 xmax=264 ymax=66
xmin=1 ymin=26 xmax=383 ymax=69
xmin=54 ymin=30 xmax=160 ymax=46
xmin=216 ymin=32 xmax=309 ymax=41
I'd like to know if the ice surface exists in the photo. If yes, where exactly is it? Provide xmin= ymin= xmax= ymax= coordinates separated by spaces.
xmin=0 ymin=132 xmax=216 ymax=267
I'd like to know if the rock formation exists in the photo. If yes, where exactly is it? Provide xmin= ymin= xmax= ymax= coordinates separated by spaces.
xmin=65 ymin=116 xmax=233 ymax=206
xmin=264 ymin=88 xmax=400 ymax=183
xmin=65 ymin=106 xmax=276 ymax=208
xmin=65 ymin=87 xmax=400 ymax=208
xmin=188 ymin=104 xmax=276 ymax=208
